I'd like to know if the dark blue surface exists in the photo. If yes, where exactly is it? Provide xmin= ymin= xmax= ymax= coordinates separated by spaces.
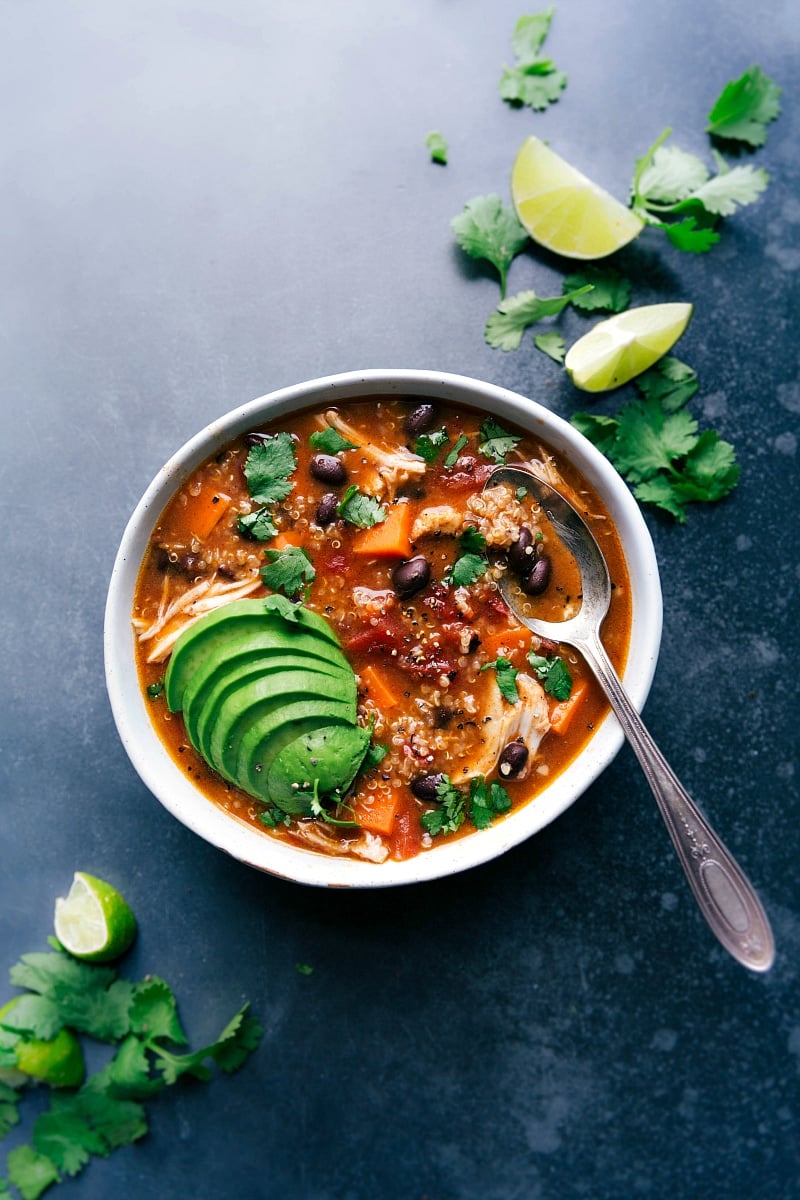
xmin=1 ymin=2 xmax=798 ymax=1197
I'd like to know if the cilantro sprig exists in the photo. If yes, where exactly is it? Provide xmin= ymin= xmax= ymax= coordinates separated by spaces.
xmin=425 ymin=131 xmax=448 ymax=164
xmin=498 ymin=8 xmax=567 ymax=113
xmin=414 ymin=427 xmax=449 ymax=464
xmin=448 ymin=526 xmax=488 ymax=588
xmin=484 ymin=284 xmax=593 ymax=351
xmin=478 ymin=418 xmax=520 ymax=464
xmin=527 ymin=651 xmax=573 ymax=701
xmin=239 ymin=432 xmax=297 ymax=541
xmin=261 ymin=545 xmax=316 ymax=597
xmin=1 ymin=942 xmax=261 ymax=1200
xmin=480 ymin=657 xmax=520 ymax=704
xmin=706 ymin=65 xmax=782 ymax=147
xmin=337 ymin=485 xmax=387 ymax=529
xmin=420 ymin=775 xmax=512 ymax=836
xmin=451 ymin=194 xmax=529 ymax=298
xmin=309 ymin=426 xmax=358 ymax=454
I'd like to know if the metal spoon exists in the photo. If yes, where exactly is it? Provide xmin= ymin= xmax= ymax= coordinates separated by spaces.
xmin=487 ymin=465 xmax=775 ymax=972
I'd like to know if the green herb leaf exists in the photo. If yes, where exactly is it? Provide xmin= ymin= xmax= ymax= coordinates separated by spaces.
xmin=443 ymin=433 xmax=469 ymax=469
xmin=8 ymin=953 xmax=134 ymax=1043
xmin=309 ymin=426 xmax=358 ymax=454
xmin=571 ymin=412 xmax=620 ymax=458
xmin=262 ymin=593 xmax=303 ymax=622
xmin=237 ymin=507 xmax=279 ymax=541
xmin=451 ymin=195 xmax=529 ymax=298
xmin=663 ymin=216 xmax=721 ymax=254
xmin=129 ymin=978 xmax=187 ymax=1046
xmin=533 ymin=332 xmax=566 ymax=363
xmin=528 ymin=652 xmax=573 ymax=701
xmin=414 ymin=427 xmax=449 ymax=463
xmin=485 ymin=285 xmax=593 ymax=351
xmin=479 ymin=418 xmax=520 ymax=463
xmin=706 ymin=65 xmax=782 ymax=147
xmin=634 ymin=356 xmax=698 ymax=412
xmin=611 ymin=398 xmax=699 ymax=483
xmin=421 ymin=776 xmax=467 ymax=837
xmin=243 ymin=433 xmax=296 ymax=505
xmin=337 ymin=484 xmax=387 ymax=529
xmin=146 ymin=680 xmax=164 ymax=700
xmin=6 ymin=1145 xmax=61 ymax=1200
xmin=448 ymin=526 xmax=488 ymax=587
xmin=481 ymin=657 xmax=520 ymax=704
xmin=0 ymin=1081 xmax=21 ymax=1138
xmin=469 ymin=777 xmax=513 ymax=830
xmin=32 ymin=1108 xmax=106 ymax=1178
xmin=562 ymin=267 xmax=631 ymax=314
xmin=499 ymin=8 xmax=567 ymax=112
xmin=261 ymin=546 xmax=316 ymax=597
xmin=150 ymin=1004 xmax=262 ymax=1085
xmin=424 ymin=130 xmax=448 ymax=164
xmin=672 ymin=163 xmax=769 ymax=217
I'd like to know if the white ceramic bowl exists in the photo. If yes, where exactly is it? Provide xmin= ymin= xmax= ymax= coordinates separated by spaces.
xmin=105 ymin=369 xmax=662 ymax=887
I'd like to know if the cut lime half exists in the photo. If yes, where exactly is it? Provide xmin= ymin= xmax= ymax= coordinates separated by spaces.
xmin=565 ymin=303 xmax=693 ymax=393
xmin=54 ymin=871 xmax=137 ymax=963
xmin=511 ymin=135 xmax=644 ymax=260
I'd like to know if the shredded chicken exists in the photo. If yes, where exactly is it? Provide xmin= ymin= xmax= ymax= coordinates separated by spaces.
xmin=321 ymin=409 xmax=426 ymax=500
xmin=463 ymin=673 xmax=551 ymax=780
xmin=410 ymin=505 xmax=464 ymax=541
xmin=289 ymin=821 xmax=389 ymax=863
xmin=133 ymin=572 xmax=262 ymax=663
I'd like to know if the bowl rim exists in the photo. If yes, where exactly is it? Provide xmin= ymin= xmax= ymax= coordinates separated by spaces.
xmin=104 ymin=368 xmax=662 ymax=887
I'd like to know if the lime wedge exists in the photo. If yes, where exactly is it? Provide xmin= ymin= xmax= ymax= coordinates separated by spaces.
xmin=54 ymin=871 xmax=137 ymax=963
xmin=565 ymin=303 xmax=693 ymax=392
xmin=0 ymin=999 xmax=85 ymax=1088
xmin=511 ymin=135 xmax=644 ymax=260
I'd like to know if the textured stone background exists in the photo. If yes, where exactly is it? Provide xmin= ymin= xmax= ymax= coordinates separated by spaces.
xmin=1 ymin=1 xmax=798 ymax=1197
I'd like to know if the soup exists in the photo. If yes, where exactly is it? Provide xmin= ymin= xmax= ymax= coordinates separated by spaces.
xmin=132 ymin=397 xmax=631 ymax=863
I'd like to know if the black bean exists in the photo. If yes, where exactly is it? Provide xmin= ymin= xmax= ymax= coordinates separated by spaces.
xmin=498 ymin=741 xmax=529 ymax=779
xmin=315 ymin=492 xmax=339 ymax=526
xmin=411 ymin=773 xmax=446 ymax=802
xmin=392 ymin=555 xmax=431 ymax=599
xmin=310 ymin=454 xmax=347 ymax=485
xmin=405 ymin=403 xmax=437 ymax=438
xmin=508 ymin=527 xmax=536 ymax=574
xmin=520 ymin=554 xmax=552 ymax=595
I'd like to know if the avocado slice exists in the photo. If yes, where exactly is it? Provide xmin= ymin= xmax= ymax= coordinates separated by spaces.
xmin=183 ymin=649 xmax=351 ymax=754
xmin=209 ymin=675 xmax=356 ymax=782
xmin=220 ymin=695 xmax=355 ymax=792
xmin=164 ymin=598 xmax=344 ymax=712
xmin=241 ymin=712 xmax=355 ymax=804
xmin=266 ymin=724 xmax=372 ymax=814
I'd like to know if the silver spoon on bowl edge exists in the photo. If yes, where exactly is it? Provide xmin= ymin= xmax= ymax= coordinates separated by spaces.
xmin=487 ymin=465 xmax=775 ymax=972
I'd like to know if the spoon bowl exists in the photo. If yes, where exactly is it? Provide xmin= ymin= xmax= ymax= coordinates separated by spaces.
xmin=487 ymin=466 xmax=775 ymax=973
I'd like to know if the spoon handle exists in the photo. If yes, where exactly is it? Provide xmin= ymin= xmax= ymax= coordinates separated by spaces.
xmin=577 ymin=632 xmax=775 ymax=972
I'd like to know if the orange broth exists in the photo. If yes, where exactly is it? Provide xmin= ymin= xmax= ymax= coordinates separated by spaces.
xmin=133 ymin=397 xmax=631 ymax=862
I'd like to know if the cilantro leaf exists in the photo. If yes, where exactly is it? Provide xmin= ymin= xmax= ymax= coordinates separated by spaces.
xmin=337 ymin=484 xmax=387 ymax=529
xmin=420 ymin=776 xmax=467 ymax=836
xmin=469 ymin=777 xmax=513 ymax=830
xmin=563 ymin=267 xmax=631 ymax=314
xmin=443 ymin=433 xmax=469 ymax=469
xmin=479 ymin=418 xmax=520 ymax=463
xmin=634 ymin=356 xmax=698 ymax=411
xmin=237 ymin=507 xmax=278 ymax=541
xmin=485 ymin=285 xmax=593 ymax=351
xmin=5 ymin=1145 xmax=60 ymax=1200
xmin=104 ymin=1035 xmax=165 ymax=1100
xmin=671 ymin=163 xmax=769 ymax=217
xmin=309 ymin=426 xmax=358 ymax=454
xmin=571 ymin=412 xmax=620 ymax=459
xmin=481 ymin=657 xmax=520 ymax=704
xmin=261 ymin=545 xmax=316 ymax=597
xmin=664 ymin=216 xmax=721 ymax=254
xmin=32 ymin=1109 xmax=105 ymax=1177
xmin=449 ymin=553 xmax=486 ymax=588
xmin=8 ymin=953 xmax=133 ymax=1043
xmin=425 ymin=130 xmax=448 ymax=164
xmin=611 ymin=398 xmax=699 ymax=483
xmin=634 ymin=142 xmax=709 ymax=207
xmin=533 ymin=332 xmax=566 ymax=363
xmin=414 ymin=427 xmax=449 ymax=463
xmin=528 ymin=652 xmax=573 ymax=701
xmin=150 ymin=1004 xmax=262 ymax=1085
xmin=243 ymin=433 xmax=296 ymax=505
xmin=129 ymin=977 xmax=187 ymax=1046
xmin=451 ymin=195 xmax=529 ymax=297
xmin=0 ymin=994 xmax=62 ymax=1042
xmin=499 ymin=8 xmax=567 ymax=112
xmin=706 ymin=65 xmax=782 ymax=147
xmin=0 ymin=1081 xmax=20 ymax=1139
xmin=262 ymin=593 xmax=303 ymax=622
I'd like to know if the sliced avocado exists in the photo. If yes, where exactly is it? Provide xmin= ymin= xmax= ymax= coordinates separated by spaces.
xmin=209 ymin=674 xmax=356 ymax=781
xmin=164 ymin=598 xmax=344 ymax=712
xmin=183 ymin=649 xmax=351 ymax=753
xmin=242 ymin=712 xmax=354 ymax=804
xmin=266 ymin=724 xmax=372 ymax=814
xmin=221 ymin=695 xmax=355 ymax=792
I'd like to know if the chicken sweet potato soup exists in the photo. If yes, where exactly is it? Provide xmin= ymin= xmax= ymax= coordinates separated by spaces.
xmin=133 ymin=398 xmax=631 ymax=863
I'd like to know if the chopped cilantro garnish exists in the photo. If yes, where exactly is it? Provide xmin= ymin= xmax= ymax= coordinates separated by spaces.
xmin=337 ymin=484 xmax=387 ymax=529
xmin=146 ymin=681 xmax=164 ymax=700
xmin=634 ymin=356 xmax=698 ymax=412
xmin=450 ymin=194 xmax=529 ymax=298
xmin=562 ymin=267 xmax=632 ymax=314
xmin=533 ymin=332 xmax=566 ymax=363
xmin=443 ymin=433 xmax=469 ymax=469
xmin=243 ymin=433 xmax=296 ymax=505
xmin=309 ymin=426 xmax=358 ymax=454
xmin=421 ymin=774 xmax=512 ymax=836
xmin=295 ymin=963 xmax=314 ymax=976
xmin=261 ymin=545 xmax=316 ymax=597
xmin=480 ymin=657 xmax=520 ymax=704
xmin=528 ymin=652 xmax=573 ymax=701
xmin=478 ymin=418 xmax=520 ymax=464
xmin=448 ymin=526 xmax=488 ymax=587
xmin=469 ymin=777 xmax=513 ymax=830
xmin=424 ymin=130 xmax=448 ymax=164
xmin=237 ymin=507 xmax=279 ymax=541
xmin=262 ymin=593 xmax=303 ymax=622
xmin=414 ymin=427 xmax=449 ymax=463
xmin=498 ymin=9 xmax=567 ymax=112
xmin=484 ymin=285 xmax=593 ymax=351
xmin=706 ymin=65 xmax=782 ymax=147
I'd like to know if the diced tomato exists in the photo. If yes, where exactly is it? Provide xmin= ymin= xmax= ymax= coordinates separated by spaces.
xmin=436 ymin=458 xmax=494 ymax=492
xmin=347 ymin=620 xmax=404 ymax=657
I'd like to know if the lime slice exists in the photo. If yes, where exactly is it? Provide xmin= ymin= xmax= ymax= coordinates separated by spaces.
xmin=565 ymin=303 xmax=693 ymax=393
xmin=54 ymin=871 xmax=137 ymax=963
xmin=511 ymin=135 xmax=644 ymax=259
xmin=0 ymin=999 xmax=85 ymax=1088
